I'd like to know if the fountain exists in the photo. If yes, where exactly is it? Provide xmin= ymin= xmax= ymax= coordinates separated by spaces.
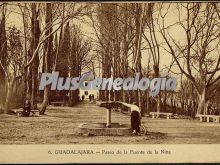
xmin=77 ymin=102 xmax=131 ymax=136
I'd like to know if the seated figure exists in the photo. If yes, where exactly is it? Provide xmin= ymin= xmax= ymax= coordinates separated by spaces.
xmin=22 ymin=99 xmax=31 ymax=117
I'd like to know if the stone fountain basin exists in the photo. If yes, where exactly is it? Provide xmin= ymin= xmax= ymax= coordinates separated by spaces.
xmin=77 ymin=122 xmax=131 ymax=136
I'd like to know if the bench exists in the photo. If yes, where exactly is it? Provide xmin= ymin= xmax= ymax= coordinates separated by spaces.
xmin=150 ymin=112 xmax=173 ymax=119
xmin=196 ymin=115 xmax=220 ymax=123
xmin=50 ymin=102 xmax=65 ymax=106
xmin=11 ymin=108 xmax=39 ymax=116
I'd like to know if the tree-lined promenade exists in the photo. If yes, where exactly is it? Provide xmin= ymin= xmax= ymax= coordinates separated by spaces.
xmin=0 ymin=101 xmax=220 ymax=144
xmin=0 ymin=3 xmax=220 ymax=119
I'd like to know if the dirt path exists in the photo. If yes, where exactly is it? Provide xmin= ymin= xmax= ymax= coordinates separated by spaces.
xmin=0 ymin=101 xmax=220 ymax=144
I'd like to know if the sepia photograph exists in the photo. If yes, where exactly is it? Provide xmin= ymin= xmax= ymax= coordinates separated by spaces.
xmin=0 ymin=1 xmax=220 ymax=163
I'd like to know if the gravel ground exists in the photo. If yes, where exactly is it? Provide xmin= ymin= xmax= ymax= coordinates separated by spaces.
xmin=0 ymin=101 xmax=220 ymax=144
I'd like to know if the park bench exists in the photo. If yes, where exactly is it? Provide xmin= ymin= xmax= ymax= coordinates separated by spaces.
xmin=196 ymin=114 xmax=220 ymax=123
xmin=149 ymin=112 xmax=173 ymax=119
xmin=50 ymin=102 xmax=65 ymax=106
xmin=11 ymin=108 xmax=39 ymax=116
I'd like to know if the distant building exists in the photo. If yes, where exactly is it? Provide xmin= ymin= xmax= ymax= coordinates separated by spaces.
xmin=79 ymin=79 xmax=99 ymax=100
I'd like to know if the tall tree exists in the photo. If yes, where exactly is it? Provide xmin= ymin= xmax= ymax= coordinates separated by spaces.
xmin=159 ymin=3 xmax=220 ymax=114
xmin=69 ymin=25 xmax=91 ymax=105
xmin=40 ymin=3 xmax=53 ymax=115
xmin=143 ymin=3 xmax=162 ymax=114
xmin=1 ymin=26 xmax=23 ymax=113
xmin=0 ymin=3 xmax=7 ymax=110
xmin=55 ymin=21 xmax=71 ymax=103
xmin=0 ymin=3 xmax=90 ymax=113
xmin=29 ymin=4 xmax=41 ymax=108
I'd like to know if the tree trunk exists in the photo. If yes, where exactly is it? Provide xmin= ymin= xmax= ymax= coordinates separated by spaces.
xmin=21 ymin=4 xmax=29 ymax=100
xmin=153 ymin=65 xmax=161 ymax=113
xmin=0 ymin=66 xmax=6 ymax=108
xmin=0 ymin=5 xmax=7 ymax=109
xmin=40 ymin=3 xmax=53 ymax=115
xmin=4 ymin=78 xmax=15 ymax=114
xmin=197 ymin=89 xmax=206 ymax=115
xmin=146 ymin=92 xmax=150 ymax=114
xmin=157 ymin=94 xmax=161 ymax=113
xmin=30 ymin=4 xmax=40 ymax=108
xmin=40 ymin=86 xmax=49 ymax=115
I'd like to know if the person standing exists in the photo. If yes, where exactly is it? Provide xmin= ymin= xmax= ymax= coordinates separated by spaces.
xmin=130 ymin=102 xmax=141 ymax=135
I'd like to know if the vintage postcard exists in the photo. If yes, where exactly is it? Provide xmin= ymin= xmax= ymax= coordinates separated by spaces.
xmin=0 ymin=1 xmax=220 ymax=164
